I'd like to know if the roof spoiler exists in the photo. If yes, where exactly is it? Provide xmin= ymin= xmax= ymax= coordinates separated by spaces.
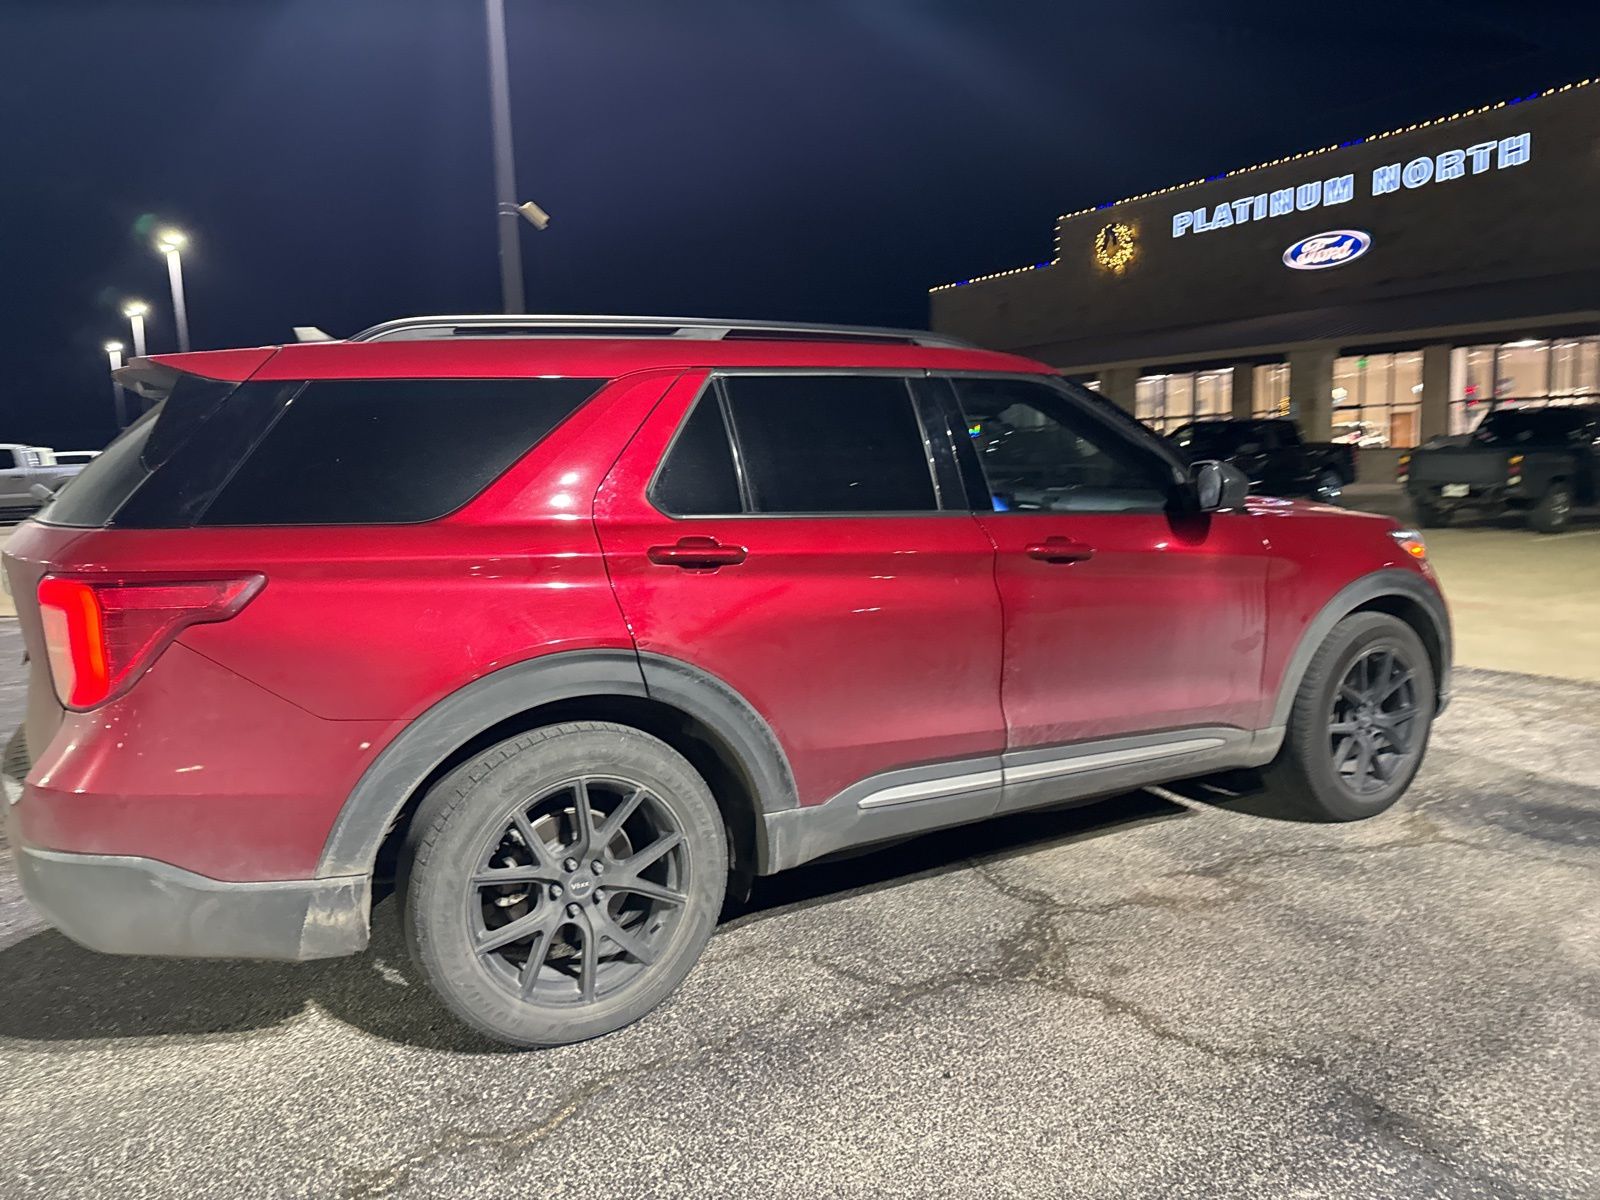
xmin=112 ymin=359 xmax=183 ymax=402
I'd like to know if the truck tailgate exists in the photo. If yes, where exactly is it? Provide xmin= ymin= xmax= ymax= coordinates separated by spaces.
xmin=1410 ymin=448 xmax=1508 ymax=486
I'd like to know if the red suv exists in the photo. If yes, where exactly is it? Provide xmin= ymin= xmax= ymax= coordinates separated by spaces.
xmin=3 ymin=315 xmax=1450 ymax=1046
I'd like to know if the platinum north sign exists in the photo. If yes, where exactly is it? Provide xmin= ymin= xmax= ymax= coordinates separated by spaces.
xmin=1171 ymin=132 xmax=1532 ymax=239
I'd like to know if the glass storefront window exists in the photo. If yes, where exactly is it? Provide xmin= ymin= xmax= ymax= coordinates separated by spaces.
xmin=1329 ymin=352 xmax=1420 ymax=448
xmin=1133 ymin=369 xmax=1233 ymax=432
xmin=1253 ymin=364 xmax=1291 ymax=418
xmin=1451 ymin=336 xmax=1600 ymax=435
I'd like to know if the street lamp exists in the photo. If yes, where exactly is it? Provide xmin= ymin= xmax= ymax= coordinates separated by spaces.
xmin=483 ymin=2 xmax=554 ymax=314
xmin=154 ymin=227 xmax=191 ymax=352
xmin=121 ymin=299 xmax=149 ymax=358
xmin=105 ymin=340 xmax=128 ymax=428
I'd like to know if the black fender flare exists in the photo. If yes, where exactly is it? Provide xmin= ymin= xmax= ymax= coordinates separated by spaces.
xmin=1268 ymin=568 xmax=1452 ymax=731
xmin=316 ymin=650 xmax=797 ymax=879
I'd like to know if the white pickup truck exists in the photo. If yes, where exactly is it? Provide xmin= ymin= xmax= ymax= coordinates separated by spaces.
xmin=0 ymin=444 xmax=91 ymax=512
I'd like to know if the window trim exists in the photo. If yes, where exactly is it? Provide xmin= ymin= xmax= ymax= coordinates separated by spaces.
xmin=645 ymin=369 xmax=961 ymax=521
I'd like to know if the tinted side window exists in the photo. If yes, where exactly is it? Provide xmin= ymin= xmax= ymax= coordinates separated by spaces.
xmin=200 ymin=378 xmax=602 ymax=526
xmin=722 ymin=375 xmax=937 ymax=514
xmin=953 ymin=378 xmax=1177 ymax=514
xmin=653 ymin=389 xmax=742 ymax=516
xmin=0 ymin=449 xmax=16 ymax=470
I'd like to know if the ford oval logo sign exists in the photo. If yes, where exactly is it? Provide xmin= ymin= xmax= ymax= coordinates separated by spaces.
xmin=1283 ymin=229 xmax=1371 ymax=270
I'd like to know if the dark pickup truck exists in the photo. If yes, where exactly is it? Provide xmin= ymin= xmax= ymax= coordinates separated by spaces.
xmin=1400 ymin=403 xmax=1600 ymax=533
xmin=1169 ymin=418 xmax=1357 ymax=503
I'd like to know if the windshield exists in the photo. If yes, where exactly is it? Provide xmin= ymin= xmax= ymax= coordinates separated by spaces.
xmin=1471 ymin=408 xmax=1592 ymax=446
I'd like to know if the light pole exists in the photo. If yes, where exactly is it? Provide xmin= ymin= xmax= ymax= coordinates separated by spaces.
xmin=485 ymin=0 xmax=525 ymax=314
xmin=105 ymin=341 xmax=128 ymax=429
xmin=121 ymin=299 xmax=149 ymax=358
xmin=155 ymin=228 xmax=191 ymax=352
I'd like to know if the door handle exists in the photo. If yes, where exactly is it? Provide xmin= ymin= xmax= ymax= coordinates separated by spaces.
xmin=647 ymin=536 xmax=748 ymax=570
xmin=1025 ymin=537 xmax=1095 ymax=564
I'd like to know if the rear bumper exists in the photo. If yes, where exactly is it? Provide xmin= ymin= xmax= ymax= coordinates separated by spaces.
xmin=11 ymin=836 xmax=369 ymax=961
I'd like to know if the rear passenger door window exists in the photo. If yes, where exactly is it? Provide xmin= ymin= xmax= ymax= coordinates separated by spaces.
xmin=652 ymin=374 xmax=943 ymax=515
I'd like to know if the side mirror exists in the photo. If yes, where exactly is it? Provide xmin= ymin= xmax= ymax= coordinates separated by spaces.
xmin=1190 ymin=460 xmax=1250 ymax=512
xmin=28 ymin=482 xmax=56 ymax=504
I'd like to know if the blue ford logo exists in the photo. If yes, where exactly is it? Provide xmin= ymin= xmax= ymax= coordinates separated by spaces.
xmin=1283 ymin=229 xmax=1371 ymax=270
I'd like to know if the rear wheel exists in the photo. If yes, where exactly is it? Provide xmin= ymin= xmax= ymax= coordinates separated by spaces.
xmin=1529 ymin=483 xmax=1573 ymax=534
xmin=403 ymin=722 xmax=726 ymax=1047
xmin=1261 ymin=612 xmax=1435 ymax=821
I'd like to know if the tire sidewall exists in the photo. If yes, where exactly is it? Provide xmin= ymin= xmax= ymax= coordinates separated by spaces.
xmin=1531 ymin=484 xmax=1572 ymax=534
xmin=1289 ymin=614 xmax=1436 ymax=821
xmin=405 ymin=725 xmax=726 ymax=1047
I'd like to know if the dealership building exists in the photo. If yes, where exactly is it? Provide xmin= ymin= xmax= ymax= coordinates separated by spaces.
xmin=930 ymin=78 xmax=1600 ymax=460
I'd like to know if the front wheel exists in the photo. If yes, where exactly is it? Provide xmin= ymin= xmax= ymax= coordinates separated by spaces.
xmin=1529 ymin=483 xmax=1573 ymax=534
xmin=1260 ymin=612 xmax=1436 ymax=821
xmin=403 ymin=722 xmax=727 ymax=1047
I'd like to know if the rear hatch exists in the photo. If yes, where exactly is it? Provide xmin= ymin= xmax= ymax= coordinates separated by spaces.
xmin=2 ymin=353 xmax=279 ymax=761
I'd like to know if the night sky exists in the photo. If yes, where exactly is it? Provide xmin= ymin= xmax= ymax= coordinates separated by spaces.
xmin=3 ymin=0 xmax=1597 ymax=447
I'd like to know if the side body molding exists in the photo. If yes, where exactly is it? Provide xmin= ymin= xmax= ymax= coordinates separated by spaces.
xmin=316 ymin=650 xmax=798 ymax=881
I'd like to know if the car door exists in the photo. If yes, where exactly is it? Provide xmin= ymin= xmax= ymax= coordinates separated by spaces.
xmin=595 ymin=369 xmax=1007 ymax=812
xmin=0 ymin=447 xmax=28 ymax=506
xmin=939 ymin=375 xmax=1269 ymax=802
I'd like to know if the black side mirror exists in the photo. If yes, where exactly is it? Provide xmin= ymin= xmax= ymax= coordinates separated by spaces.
xmin=1190 ymin=460 xmax=1250 ymax=512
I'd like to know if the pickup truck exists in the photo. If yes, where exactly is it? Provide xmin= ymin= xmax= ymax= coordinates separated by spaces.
xmin=0 ymin=444 xmax=86 ymax=514
xmin=1400 ymin=403 xmax=1600 ymax=533
xmin=1169 ymin=418 xmax=1357 ymax=504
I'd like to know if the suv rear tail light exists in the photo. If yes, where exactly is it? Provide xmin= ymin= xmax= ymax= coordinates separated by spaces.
xmin=36 ymin=575 xmax=265 ymax=710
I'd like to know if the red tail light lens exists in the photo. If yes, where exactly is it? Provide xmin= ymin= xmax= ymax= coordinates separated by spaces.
xmin=36 ymin=575 xmax=265 ymax=710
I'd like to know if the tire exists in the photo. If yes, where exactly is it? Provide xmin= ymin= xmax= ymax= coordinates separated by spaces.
xmin=1313 ymin=469 xmax=1345 ymax=505
xmin=1413 ymin=498 xmax=1450 ymax=529
xmin=402 ymin=721 xmax=727 ymax=1047
xmin=1529 ymin=483 xmax=1573 ymax=534
xmin=1259 ymin=612 xmax=1436 ymax=822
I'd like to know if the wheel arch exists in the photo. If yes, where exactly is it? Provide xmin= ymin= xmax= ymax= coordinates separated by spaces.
xmin=317 ymin=650 xmax=798 ymax=888
xmin=1269 ymin=568 xmax=1452 ymax=730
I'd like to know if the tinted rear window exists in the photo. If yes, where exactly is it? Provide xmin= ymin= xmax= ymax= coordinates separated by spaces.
xmin=200 ymin=378 xmax=602 ymax=525
xmin=40 ymin=374 xmax=603 ymax=528
xmin=721 ymin=375 xmax=938 ymax=513
xmin=1472 ymin=407 xmax=1596 ymax=445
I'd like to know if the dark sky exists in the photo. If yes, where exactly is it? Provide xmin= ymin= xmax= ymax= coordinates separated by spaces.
xmin=2 ymin=0 xmax=1597 ymax=447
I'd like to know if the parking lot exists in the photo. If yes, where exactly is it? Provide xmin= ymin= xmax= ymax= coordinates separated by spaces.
xmin=2 ymin=509 xmax=1598 ymax=1199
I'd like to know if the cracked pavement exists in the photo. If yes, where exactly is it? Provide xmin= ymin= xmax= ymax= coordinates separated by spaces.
xmin=1 ymin=617 xmax=1597 ymax=1199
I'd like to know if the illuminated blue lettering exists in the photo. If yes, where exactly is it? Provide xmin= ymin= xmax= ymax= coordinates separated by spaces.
xmin=1192 ymin=207 xmax=1211 ymax=233
xmin=1210 ymin=202 xmax=1234 ymax=229
xmin=1372 ymin=163 xmax=1401 ymax=194
xmin=1435 ymin=149 xmax=1466 ymax=182
xmin=1498 ymin=132 xmax=1531 ymax=168
xmin=1402 ymin=157 xmax=1434 ymax=188
xmin=1172 ymin=211 xmax=1193 ymax=238
xmin=1323 ymin=174 xmax=1354 ymax=204
xmin=1252 ymin=193 xmax=1268 ymax=221
xmin=1269 ymin=188 xmax=1295 ymax=216
xmin=1295 ymin=181 xmax=1321 ymax=210
xmin=1465 ymin=141 xmax=1495 ymax=174
xmin=1230 ymin=198 xmax=1254 ymax=223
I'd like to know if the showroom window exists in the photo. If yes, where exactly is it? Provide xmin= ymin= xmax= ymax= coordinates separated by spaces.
xmin=1253 ymin=364 xmax=1292 ymax=419
xmin=1329 ymin=352 xmax=1422 ymax=449
xmin=1133 ymin=369 xmax=1232 ymax=432
xmin=1451 ymin=338 xmax=1600 ymax=435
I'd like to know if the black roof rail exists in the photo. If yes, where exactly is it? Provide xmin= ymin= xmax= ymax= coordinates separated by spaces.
xmin=345 ymin=314 xmax=976 ymax=349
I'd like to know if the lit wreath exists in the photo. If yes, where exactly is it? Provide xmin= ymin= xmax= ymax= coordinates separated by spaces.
xmin=1094 ymin=222 xmax=1137 ymax=273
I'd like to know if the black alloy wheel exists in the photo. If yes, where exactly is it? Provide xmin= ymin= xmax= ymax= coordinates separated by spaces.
xmin=1327 ymin=646 xmax=1421 ymax=797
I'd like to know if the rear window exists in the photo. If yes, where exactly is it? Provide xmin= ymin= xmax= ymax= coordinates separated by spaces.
xmin=1471 ymin=407 xmax=1596 ymax=446
xmin=40 ymin=374 xmax=603 ymax=528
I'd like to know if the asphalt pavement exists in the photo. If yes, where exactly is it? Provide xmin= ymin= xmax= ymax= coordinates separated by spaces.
xmin=2 ymin=621 xmax=1598 ymax=1199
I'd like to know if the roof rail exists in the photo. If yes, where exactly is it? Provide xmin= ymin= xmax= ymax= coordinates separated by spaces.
xmin=346 ymin=314 xmax=975 ymax=349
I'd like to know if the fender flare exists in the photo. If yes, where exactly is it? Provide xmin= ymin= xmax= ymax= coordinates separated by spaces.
xmin=1269 ymin=568 xmax=1452 ymax=730
xmin=316 ymin=650 xmax=797 ymax=879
